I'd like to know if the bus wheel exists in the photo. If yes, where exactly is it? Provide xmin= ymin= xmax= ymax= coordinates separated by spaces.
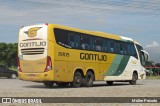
xmin=106 ymin=81 xmax=113 ymax=85
xmin=83 ymin=71 xmax=94 ymax=87
xmin=71 ymin=71 xmax=83 ymax=88
xmin=56 ymin=82 xmax=69 ymax=87
xmin=129 ymin=72 xmax=138 ymax=85
xmin=43 ymin=81 xmax=54 ymax=88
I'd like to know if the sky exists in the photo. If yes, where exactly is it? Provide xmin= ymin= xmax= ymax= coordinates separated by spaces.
xmin=0 ymin=0 xmax=160 ymax=63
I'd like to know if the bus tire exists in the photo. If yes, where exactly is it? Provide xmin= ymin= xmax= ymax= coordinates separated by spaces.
xmin=106 ymin=81 xmax=113 ymax=85
xmin=43 ymin=81 xmax=54 ymax=88
xmin=71 ymin=71 xmax=83 ymax=88
xmin=129 ymin=72 xmax=138 ymax=85
xmin=56 ymin=82 xmax=69 ymax=87
xmin=83 ymin=71 xmax=94 ymax=87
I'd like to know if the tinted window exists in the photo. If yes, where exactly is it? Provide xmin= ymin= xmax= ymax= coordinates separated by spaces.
xmin=54 ymin=28 xmax=138 ymax=57
xmin=54 ymin=28 xmax=70 ymax=47
xmin=129 ymin=43 xmax=138 ymax=58
xmin=108 ymin=40 xmax=116 ymax=53
xmin=68 ymin=32 xmax=75 ymax=48
xmin=136 ymin=44 xmax=144 ymax=63
xmin=123 ymin=43 xmax=129 ymax=55
xmin=104 ymin=39 xmax=108 ymax=52
xmin=136 ymin=44 xmax=143 ymax=55
xmin=117 ymin=42 xmax=123 ymax=54
xmin=75 ymin=33 xmax=80 ymax=48
xmin=94 ymin=37 xmax=105 ymax=51
xmin=117 ymin=42 xmax=129 ymax=55
xmin=80 ymin=34 xmax=91 ymax=50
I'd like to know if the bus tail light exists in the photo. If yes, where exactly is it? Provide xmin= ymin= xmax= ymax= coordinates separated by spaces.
xmin=18 ymin=57 xmax=22 ymax=72
xmin=44 ymin=56 xmax=52 ymax=72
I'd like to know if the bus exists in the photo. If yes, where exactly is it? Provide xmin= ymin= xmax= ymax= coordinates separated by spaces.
xmin=18 ymin=23 xmax=149 ymax=88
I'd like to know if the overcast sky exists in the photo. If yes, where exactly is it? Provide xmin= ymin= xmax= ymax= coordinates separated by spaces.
xmin=0 ymin=0 xmax=160 ymax=63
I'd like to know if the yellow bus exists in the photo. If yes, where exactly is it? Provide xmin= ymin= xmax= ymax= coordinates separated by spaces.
xmin=18 ymin=23 xmax=149 ymax=87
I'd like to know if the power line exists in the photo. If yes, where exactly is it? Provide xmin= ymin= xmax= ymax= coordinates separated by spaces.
xmin=81 ymin=0 xmax=160 ymax=5
xmin=1 ymin=0 xmax=160 ymax=16
xmin=80 ymin=0 xmax=160 ymax=10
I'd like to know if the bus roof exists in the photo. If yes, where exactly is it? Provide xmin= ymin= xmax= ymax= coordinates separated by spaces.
xmin=49 ymin=24 xmax=141 ymax=44
xmin=50 ymin=24 xmax=122 ymax=40
xmin=22 ymin=23 xmax=140 ymax=45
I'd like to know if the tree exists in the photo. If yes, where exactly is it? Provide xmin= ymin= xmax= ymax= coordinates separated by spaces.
xmin=0 ymin=43 xmax=18 ymax=68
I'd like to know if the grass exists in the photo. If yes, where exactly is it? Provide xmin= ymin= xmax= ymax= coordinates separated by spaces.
xmin=146 ymin=75 xmax=160 ymax=79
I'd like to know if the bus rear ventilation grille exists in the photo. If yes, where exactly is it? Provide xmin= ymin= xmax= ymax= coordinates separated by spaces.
xmin=21 ymin=48 xmax=44 ymax=55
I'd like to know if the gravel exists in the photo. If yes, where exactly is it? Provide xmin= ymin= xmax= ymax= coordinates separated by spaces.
xmin=0 ymin=79 xmax=160 ymax=106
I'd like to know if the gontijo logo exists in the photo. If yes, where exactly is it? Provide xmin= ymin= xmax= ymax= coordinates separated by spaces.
xmin=24 ymin=27 xmax=42 ymax=37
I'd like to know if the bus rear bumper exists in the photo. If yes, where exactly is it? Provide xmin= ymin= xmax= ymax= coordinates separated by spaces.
xmin=18 ymin=71 xmax=54 ymax=81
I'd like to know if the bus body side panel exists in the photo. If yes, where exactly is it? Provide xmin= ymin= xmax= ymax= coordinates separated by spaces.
xmin=53 ymin=43 xmax=117 ymax=82
xmin=98 ymin=53 xmax=116 ymax=80
xmin=50 ymin=25 xmax=69 ymax=82
xmin=51 ymin=25 xmax=122 ymax=82
xmin=104 ymin=56 xmax=142 ymax=81
xmin=104 ymin=45 xmax=146 ymax=81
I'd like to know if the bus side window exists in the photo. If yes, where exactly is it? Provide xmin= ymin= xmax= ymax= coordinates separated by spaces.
xmin=68 ymin=32 xmax=75 ymax=48
xmin=75 ymin=33 xmax=80 ymax=49
xmin=90 ymin=36 xmax=94 ymax=51
xmin=94 ymin=37 xmax=104 ymax=51
xmin=104 ymin=39 xmax=108 ymax=52
xmin=80 ymin=34 xmax=90 ymax=50
xmin=54 ymin=28 xmax=69 ymax=47
xmin=123 ymin=43 xmax=129 ymax=55
xmin=68 ymin=32 xmax=81 ymax=49
xmin=117 ymin=42 xmax=128 ymax=55
xmin=117 ymin=42 xmax=122 ymax=54
xmin=108 ymin=40 xmax=115 ymax=53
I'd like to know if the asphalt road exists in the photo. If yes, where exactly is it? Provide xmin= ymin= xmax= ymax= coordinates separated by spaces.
xmin=0 ymin=79 xmax=160 ymax=106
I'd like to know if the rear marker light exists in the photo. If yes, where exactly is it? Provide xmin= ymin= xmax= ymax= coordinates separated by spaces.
xmin=44 ymin=56 xmax=52 ymax=72
xmin=18 ymin=57 xmax=22 ymax=72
